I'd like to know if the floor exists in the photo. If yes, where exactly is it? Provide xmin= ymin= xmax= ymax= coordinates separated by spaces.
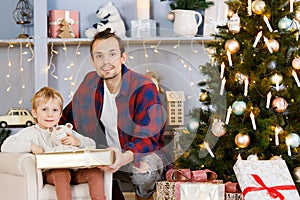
xmin=123 ymin=192 xmax=157 ymax=200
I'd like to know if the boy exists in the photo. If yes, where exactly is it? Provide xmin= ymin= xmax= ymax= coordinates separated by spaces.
xmin=1 ymin=86 xmax=106 ymax=200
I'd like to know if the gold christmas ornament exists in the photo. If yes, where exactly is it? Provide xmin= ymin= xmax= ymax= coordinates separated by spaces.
xmin=272 ymin=97 xmax=288 ymax=113
xmin=293 ymin=167 xmax=300 ymax=183
xmin=292 ymin=57 xmax=300 ymax=70
xmin=268 ymin=39 xmax=280 ymax=52
xmin=235 ymin=133 xmax=250 ymax=148
xmin=225 ymin=39 xmax=240 ymax=54
xmin=251 ymin=0 xmax=266 ymax=15
xmin=199 ymin=92 xmax=210 ymax=102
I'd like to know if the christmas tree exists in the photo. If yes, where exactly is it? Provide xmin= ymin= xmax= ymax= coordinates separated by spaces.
xmin=176 ymin=0 xmax=300 ymax=189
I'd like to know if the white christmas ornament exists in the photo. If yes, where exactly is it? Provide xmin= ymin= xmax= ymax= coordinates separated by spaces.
xmin=211 ymin=119 xmax=226 ymax=137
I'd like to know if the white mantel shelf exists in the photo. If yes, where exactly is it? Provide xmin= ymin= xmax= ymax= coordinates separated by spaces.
xmin=0 ymin=36 xmax=214 ymax=46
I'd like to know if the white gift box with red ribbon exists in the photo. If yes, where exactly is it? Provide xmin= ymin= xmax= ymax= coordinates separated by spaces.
xmin=233 ymin=160 xmax=300 ymax=200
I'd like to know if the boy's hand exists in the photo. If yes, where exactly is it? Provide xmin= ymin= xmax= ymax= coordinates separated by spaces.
xmin=61 ymin=132 xmax=81 ymax=147
xmin=30 ymin=143 xmax=44 ymax=154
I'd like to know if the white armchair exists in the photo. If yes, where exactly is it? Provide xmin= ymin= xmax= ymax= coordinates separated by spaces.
xmin=0 ymin=152 xmax=112 ymax=200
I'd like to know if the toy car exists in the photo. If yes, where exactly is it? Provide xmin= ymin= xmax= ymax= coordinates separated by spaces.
xmin=0 ymin=108 xmax=35 ymax=128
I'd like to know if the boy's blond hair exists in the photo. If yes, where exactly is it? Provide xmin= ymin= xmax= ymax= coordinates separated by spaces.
xmin=31 ymin=87 xmax=64 ymax=110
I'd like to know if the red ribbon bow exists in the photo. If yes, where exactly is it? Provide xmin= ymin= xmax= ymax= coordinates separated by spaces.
xmin=165 ymin=168 xmax=217 ymax=182
xmin=243 ymin=174 xmax=297 ymax=200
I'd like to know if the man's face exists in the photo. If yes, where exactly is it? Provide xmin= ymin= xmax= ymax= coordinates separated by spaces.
xmin=91 ymin=37 xmax=126 ymax=80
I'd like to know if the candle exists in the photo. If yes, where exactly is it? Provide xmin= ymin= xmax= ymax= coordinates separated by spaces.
xmin=220 ymin=77 xmax=226 ymax=95
xmin=248 ymin=0 xmax=252 ymax=16
xmin=226 ymin=50 xmax=232 ymax=66
xmin=237 ymin=153 xmax=242 ymax=160
xmin=263 ymin=36 xmax=273 ymax=53
xmin=137 ymin=0 xmax=150 ymax=20
xmin=244 ymin=78 xmax=249 ymax=97
xmin=273 ymin=73 xmax=280 ymax=91
xmin=292 ymin=70 xmax=300 ymax=87
xmin=286 ymin=138 xmax=292 ymax=156
xmin=250 ymin=111 xmax=256 ymax=130
xmin=220 ymin=62 xmax=225 ymax=78
xmin=253 ymin=31 xmax=262 ymax=47
xmin=225 ymin=106 xmax=232 ymax=125
xmin=290 ymin=0 xmax=295 ymax=13
xmin=275 ymin=126 xmax=283 ymax=146
xmin=266 ymin=91 xmax=272 ymax=108
xmin=204 ymin=142 xmax=215 ymax=158
xmin=263 ymin=15 xmax=273 ymax=32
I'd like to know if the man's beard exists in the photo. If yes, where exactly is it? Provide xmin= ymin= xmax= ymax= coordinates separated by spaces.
xmin=99 ymin=64 xmax=120 ymax=80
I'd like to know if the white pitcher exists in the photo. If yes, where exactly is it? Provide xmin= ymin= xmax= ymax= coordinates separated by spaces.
xmin=173 ymin=9 xmax=202 ymax=37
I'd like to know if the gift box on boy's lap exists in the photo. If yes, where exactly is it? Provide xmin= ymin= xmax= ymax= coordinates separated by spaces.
xmin=233 ymin=160 xmax=300 ymax=200
xmin=49 ymin=10 xmax=80 ymax=38
xmin=36 ymin=149 xmax=114 ymax=169
xmin=156 ymin=181 xmax=225 ymax=200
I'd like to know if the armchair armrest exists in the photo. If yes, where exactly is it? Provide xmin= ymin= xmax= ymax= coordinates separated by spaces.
xmin=0 ymin=152 xmax=39 ymax=200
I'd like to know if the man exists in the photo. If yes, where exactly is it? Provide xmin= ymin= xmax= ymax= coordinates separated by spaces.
xmin=60 ymin=28 xmax=169 ymax=200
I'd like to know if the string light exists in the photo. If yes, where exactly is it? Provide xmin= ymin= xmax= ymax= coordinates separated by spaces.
xmin=174 ymin=40 xmax=180 ymax=48
xmin=191 ymin=40 xmax=198 ymax=53
xmin=26 ymin=39 xmax=34 ymax=62
xmin=61 ymin=41 xmax=81 ymax=97
xmin=48 ymin=42 xmax=58 ymax=79
xmin=18 ymin=41 xmax=25 ymax=106
xmin=150 ymin=39 xmax=161 ymax=54
xmin=143 ymin=40 xmax=149 ymax=58
xmin=6 ymin=43 xmax=13 ymax=92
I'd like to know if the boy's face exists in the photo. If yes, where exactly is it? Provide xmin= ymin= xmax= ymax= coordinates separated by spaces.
xmin=31 ymin=98 xmax=62 ymax=129
xmin=91 ymin=37 xmax=127 ymax=80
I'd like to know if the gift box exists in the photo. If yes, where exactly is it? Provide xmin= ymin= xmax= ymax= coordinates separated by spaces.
xmin=36 ymin=149 xmax=114 ymax=169
xmin=49 ymin=10 xmax=80 ymax=38
xmin=233 ymin=160 xmax=300 ymax=200
xmin=130 ymin=19 xmax=156 ymax=38
xmin=225 ymin=193 xmax=243 ymax=200
xmin=156 ymin=181 xmax=225 ymax=200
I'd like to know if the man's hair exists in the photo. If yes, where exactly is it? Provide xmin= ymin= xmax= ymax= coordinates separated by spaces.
xmin=90 ymin=28 xmax=125 ymax=58
xmin=31 ymin=86 xmax=64 ymax=110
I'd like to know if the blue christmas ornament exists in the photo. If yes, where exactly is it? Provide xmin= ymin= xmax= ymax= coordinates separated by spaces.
xmin=186 ymin=118 xmax=199 ymax=133
xmin=278 ymin=17 xmax=293 ymax=31
xmin=232 ymin=101 xmax=247 ymax=115
xmin=286 ymin=133 xmax=300 ymax=148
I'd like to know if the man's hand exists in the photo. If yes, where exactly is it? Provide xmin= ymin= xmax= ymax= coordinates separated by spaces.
xmin=134 ymin=161 xmax=150 ymax=174
xmin=99 ymin=147 xmax=134 ymax=173
xmin=61 ymin=132 xmax=81 ymax=147
xmin=30 ymin=143 xmax=44 ymax=154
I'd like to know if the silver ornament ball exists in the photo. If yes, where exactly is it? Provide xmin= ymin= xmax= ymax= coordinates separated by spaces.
xmin=272 ymin=97 xmax=288 ymax=113
xmin=232 ymin=101 xmax=247 ymax=115
xmin=293 ymin=167 xmax=300 ymax=183
xmin=286 ymin=133 xmax=300 ymax=148
xmin=211 ymin=119 xmax=226 ymax=137
xmin=292 ymin=57 xmax=300 ymax=70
